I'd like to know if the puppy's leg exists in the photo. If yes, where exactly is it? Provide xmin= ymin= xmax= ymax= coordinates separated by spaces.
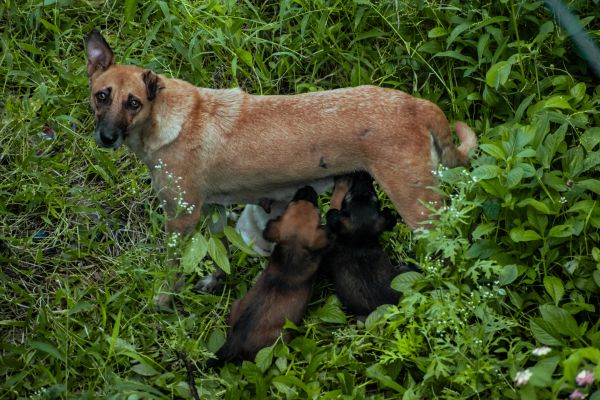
xmin=330 ymin=175 xmax=353 ymax=210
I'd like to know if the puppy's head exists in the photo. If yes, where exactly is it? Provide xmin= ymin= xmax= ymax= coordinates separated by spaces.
xmin=86 ymin=30 xmax=162 ymax=149
xmin=263 ymin=186 xmax=330 ymax=251
xmin=327 ymin=172 xmax=395 ymax=240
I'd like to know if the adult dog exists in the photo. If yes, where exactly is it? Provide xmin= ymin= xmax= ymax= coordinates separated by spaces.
xmin=85 ymin=30 xmax=476 ymax=260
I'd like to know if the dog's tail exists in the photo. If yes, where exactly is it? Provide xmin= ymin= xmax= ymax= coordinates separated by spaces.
xmin=428 ymin=109 xmax=478 ymax=167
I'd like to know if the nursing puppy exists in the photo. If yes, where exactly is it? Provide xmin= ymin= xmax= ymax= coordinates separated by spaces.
xmin=321 ymin=172 xmax=400 ymax=317
xmin=208 ymin=186 xmax=329 ymax=367
xmin=85 ymin=30 xmax=477 ymax=237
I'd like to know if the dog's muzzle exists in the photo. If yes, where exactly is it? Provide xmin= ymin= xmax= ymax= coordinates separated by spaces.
xmin=94 ymin=125 xmax=124 ymax=149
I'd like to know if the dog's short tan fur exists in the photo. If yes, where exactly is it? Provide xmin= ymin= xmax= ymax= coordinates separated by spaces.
xmin=86 ymin=30 xmax=477 ymax=236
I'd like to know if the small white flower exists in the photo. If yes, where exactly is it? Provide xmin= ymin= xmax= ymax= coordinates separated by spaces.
xmin=514 ymin=369 xmax=532 ymax=386
xmin=532 ymin=346 xmax=552 ymax=356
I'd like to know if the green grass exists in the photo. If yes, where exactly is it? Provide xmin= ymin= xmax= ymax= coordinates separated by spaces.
xmin=1 ymin=0 xmax=600 ymax=398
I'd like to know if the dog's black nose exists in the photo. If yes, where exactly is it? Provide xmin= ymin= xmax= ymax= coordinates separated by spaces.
xmin=99 ymin=130 xmax=118 ymax=146
xmin=293 ymin=186 xmax=318 ymax=205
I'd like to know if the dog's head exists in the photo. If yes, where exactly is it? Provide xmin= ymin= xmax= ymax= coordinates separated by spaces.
xmin=86 ymin=30 xmax=162 ymax=149
xmin=263 ymin=186 xmax=330 ymax=251
xmin=327 ymin=172 xmax=396 ymax=241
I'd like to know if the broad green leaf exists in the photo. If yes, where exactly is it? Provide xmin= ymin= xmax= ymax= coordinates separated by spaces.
xmin=131 ymin=361 xmax=159 ymax=376
xmin=207 ymin=237 xmax=230 ymax=274
xmin=529 ymin=355 xmax=560 ymax=388
xmin=365 ymin=364 xmax=405 ymax=393
xmin=580 ymin=127 xmax=600 ymax=151
xmin=316 ymin=296 xmax=346 ymax=324
xmin=567 ymin=200 xmax=596 ymax=214
xmin=472 ymin=165 xmax=501 ymax=180
xmin=223 ymin=226 xmax=255 ymax=255
xmin=236 ymin=48 xmax=253 ymax=67
xmin=255 ymin=345 xmax=274 ymax=373
xmin=30 ymin=341 xmax=65 ymax=363
xmin=570 ymin=82 xmax=586 ymax=102
xmin=593 ymin=270 xmax=600 ymax=289
xmin=530 ymin=319 xmax=564 ymax=346
xmin=472 ymin=223 xmax=495 ymax=240
xmin=390 ymin=271 xmax=423 ymax=292
xmin=498 ymin=264 xmax=519 ymax=286
xmin=516 ymin=148 xmax=537 ymax=158
xmin=544 ymin=95 xmax=573 ymax=110
xmin=207 ymin=330 xmax=225 ymax=353
xmin=486 ymin=61 xmax=513 ymax=89
xmin=505 ymin=167 xmax=524 ymax=188
xmin=428 ymin=27 xmax=447 ymax=38
xmin=517 ymin=198 xmax=555 ymax=214
xmin=543 ymin=276 xmax=564 ymax=305
xmin=181 ymin=231 xmax=208 ymax=274
xmin=124 ymin=0 xmax=137 ymax=23
xmin=434 ymin=50 xmax=476 ymax=65
xmin=510 ymin=227 xmax=541 ymax=242
xmin=479 ymin=143 xmax=506 ymax=160
xmin=539 ymin=305 xmax=581 ymax=338
xmin=578 ymin=179 xmax=600 ymax=195
xmin=446 ymin=22 xmax=470 ymax=46
xmin=548 ymin=224 xmax=574 ymax=238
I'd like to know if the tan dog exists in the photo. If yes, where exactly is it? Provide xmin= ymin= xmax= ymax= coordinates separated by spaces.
xmin=86 ymin=30 xmax=476 ymax=239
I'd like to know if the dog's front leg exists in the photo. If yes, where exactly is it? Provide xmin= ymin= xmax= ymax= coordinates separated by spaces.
xmin=155 ymin=194 xmax=204 ymax=309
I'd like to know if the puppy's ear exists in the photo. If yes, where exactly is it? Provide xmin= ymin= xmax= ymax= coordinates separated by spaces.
xmin=86 ymin=30 xmax=114 ymax=76
xmin=325 ymin=209 xmax=342 ymax=231
xmin=142 ymin=70 xmax=162 ymax=101
xmin=375 ymin=209 xmax=397 ymax=233
xmin=263 ymin=219 xmax=280 ymax=243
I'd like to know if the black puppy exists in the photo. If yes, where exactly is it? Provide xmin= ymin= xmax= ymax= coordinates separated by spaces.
xmin=321 ymin=172 xmax=400 ymax=317
xmin=208 ymin=186 xmax=330 ymax=367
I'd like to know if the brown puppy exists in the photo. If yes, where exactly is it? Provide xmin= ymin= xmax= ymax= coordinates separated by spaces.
xmin=207 ymin=186 xmax=329 ymax=367
xmin=85 ymin=30 xmax=477 ymax=239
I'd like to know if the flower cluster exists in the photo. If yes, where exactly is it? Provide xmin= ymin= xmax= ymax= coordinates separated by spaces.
xmin=514 ymin=369 xmax=532 ymax=386
xmin=154 ymin=158 xmax=196 ymax=215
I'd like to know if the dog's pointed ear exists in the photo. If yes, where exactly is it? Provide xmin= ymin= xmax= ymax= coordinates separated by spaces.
xmin=86 ymin=30 xmax=114 ymax=77
xmin=142 ymin=70 xmax=162 ymax=101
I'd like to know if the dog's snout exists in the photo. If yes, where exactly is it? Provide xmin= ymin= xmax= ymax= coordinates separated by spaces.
xmin=94 ymin=123 xmax=124 ymax=149
xmin=99 ymin=130 xmax=118 ymax=146
xmin=293 ymin=186 xmax=318 ymax=205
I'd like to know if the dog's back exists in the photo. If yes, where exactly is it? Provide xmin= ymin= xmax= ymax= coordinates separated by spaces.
xmin=208 ymin=186 xmax=330 ymax=367
xmin=322 ymin=172 xmax=400 ymax=316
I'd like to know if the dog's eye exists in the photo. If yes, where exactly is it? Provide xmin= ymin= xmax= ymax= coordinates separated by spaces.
xmin=127 ymin=98 xmax=141 ymax=110
xmin=95 ymin=91 xmax=108 ymax=103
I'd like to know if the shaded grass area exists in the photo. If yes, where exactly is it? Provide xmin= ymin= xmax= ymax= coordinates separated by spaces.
xmin=1 ymin=0 xmax=600 ymax=398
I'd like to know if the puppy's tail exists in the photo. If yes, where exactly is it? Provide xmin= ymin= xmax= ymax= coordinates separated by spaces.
xmin=428 ymin=108 xmax=478 ymax=167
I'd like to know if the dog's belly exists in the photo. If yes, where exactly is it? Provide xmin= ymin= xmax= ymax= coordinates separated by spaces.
xmin=205 ymin=178 xmax=334 ymax=206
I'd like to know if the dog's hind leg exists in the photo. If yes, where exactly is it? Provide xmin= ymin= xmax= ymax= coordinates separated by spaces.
xmin=370 ymin=165 xmax=441 ymax=231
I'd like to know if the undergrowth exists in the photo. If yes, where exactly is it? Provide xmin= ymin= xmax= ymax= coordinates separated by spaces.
xmin=1 ymin=0 xmax=599 ymax=399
